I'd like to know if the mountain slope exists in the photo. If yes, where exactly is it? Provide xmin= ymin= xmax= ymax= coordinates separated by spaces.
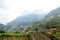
xmin=6 ymin=14 xmax=45 ymax=32
xmin=45 ymin=7 xmax=60 ymax=20
xmin=33 ymin=7 xmax=60 ymax=29
xmin=0 ymin=24 xmax=6 ymax=30
xmin=9 ymin=7 xmax=60 ymax=32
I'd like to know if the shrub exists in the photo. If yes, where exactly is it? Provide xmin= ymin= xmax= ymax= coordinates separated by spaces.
xmin=48 ymin=34 xmax=58 ymax=40
xmin=0 ymin=30 xmax=6 ymax=33
xmin=1 ymin=33 xmax=13 ymax=37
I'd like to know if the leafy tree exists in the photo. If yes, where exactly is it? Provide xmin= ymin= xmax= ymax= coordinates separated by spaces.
xmin=0 ymin=30 xmax=6 ymax=33
xmin=14 ymin=31 xmax=20 ymax=34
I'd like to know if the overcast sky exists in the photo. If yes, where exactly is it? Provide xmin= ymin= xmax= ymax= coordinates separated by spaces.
xmin=0 ymin=0 xmax=60 ymax=24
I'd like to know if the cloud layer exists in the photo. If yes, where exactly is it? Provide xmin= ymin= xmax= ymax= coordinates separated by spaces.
xmin=0 ymin=0 xmax=60 ymax=24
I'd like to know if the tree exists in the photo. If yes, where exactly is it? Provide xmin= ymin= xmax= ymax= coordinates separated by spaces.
xmin=0 ymin=30 xmax=6 ymax=33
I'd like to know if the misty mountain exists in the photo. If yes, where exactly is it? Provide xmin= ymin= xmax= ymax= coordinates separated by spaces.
xmin=45 ymin=7 xmax=60 ymax=20
xmin=1 ymin=7 xmax=60 ymax=32
xmin=0 ymin=24 xmax=6 ymax=30
xmin=32 ymin=7 xmax=60 ymax=29
xmin=7 ymin=7 xmax=60 ymax=32
xmin=5 ymin=14 xmax=46 ymax=31
xmin=37 ymin=7 xmax=60 ymax=28
xmin=7 ymin=14 xmax=44 ymax=25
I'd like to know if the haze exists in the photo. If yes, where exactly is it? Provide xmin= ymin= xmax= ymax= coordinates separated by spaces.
xmin=0 ymin=0 xmax=60 ymax=24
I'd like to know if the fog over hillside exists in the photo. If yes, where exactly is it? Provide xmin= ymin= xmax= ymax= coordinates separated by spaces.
xmin=0 ymin=0 xmax=60 ymax=24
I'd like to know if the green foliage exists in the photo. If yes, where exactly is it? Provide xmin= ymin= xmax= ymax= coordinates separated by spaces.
xmin=36 ymin=17 xmax=60 ymax=29
xmin=13 ymin=34 xmax=26 ymax=37
xmin=54 ymin=33 xmax=60 ymax=37
xmin=26 ymin=31 xmax=31 ymax=40
xmin=32 ymin=17 xmax=60 ymax=29
xmin=48 ymin=34 xmax=58 ymax=40
xmin=1 ymin=33 xmax=13 ymax=37
xmin=0 ymin=30 xmax=6 ymax=33
xmin=0 ymin=32 xmax=31 ymax=37
xmin=26 ymin=31 xmax=31 ymax=37
xmin=14 ymin=31 xmax=20 ymax=34
xmin=46 ymin=17 xmax=60 ymax=28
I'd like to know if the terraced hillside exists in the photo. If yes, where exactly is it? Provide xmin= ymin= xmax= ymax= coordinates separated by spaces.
xmin=0 ymin=29 xmax=59 ymax=40
xmin=30 ymin=31 xmax=51 ymax=40
xmin=0 ymin=37 xmax=28 ymax=40
xmin=0 ymin=32 xmax=51 ymax=40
